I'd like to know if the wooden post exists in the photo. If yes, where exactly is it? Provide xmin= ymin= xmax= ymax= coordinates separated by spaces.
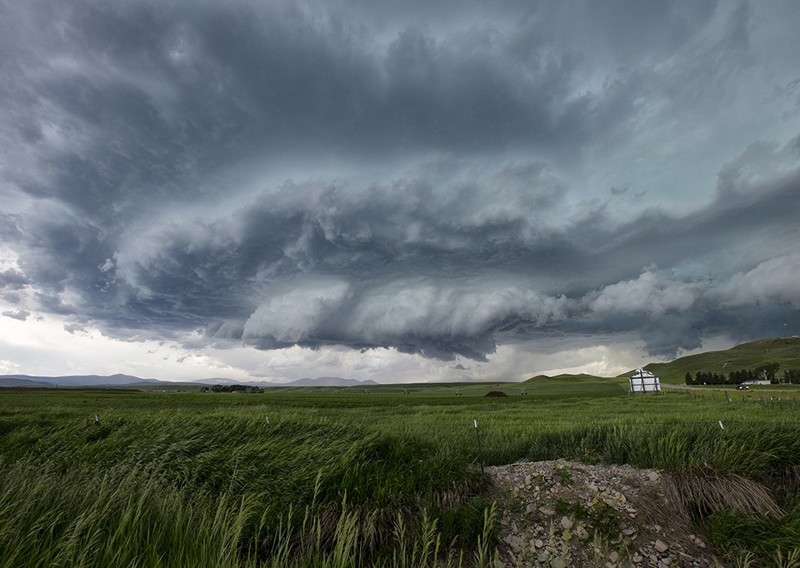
xmin=473 ymin=419 xmax=484 ymax=475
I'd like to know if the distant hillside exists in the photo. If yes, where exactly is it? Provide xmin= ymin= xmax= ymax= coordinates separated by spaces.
xmin=0 ymin=377 xmax=55 ymax=388
xmin=0 ymin=373 xmax=164 ymax=388
xmin=635 ymin=337 xmax=800 ymax=384
xmin=279 ymin=376 xmax=380 ymax=387
xmin=523 ymin=373 xmax=608 ymax=383
xmin=193 ymin=378 xmax=243 ymax=385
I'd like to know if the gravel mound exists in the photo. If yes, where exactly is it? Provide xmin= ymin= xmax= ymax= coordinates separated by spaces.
xmin=487 ymin=459 xmax=719 ymax=567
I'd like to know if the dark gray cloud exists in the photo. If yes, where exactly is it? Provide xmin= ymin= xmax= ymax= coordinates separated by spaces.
xmin=1 ymin=0 xmax=614 ymax=214
xmin=102 ymin=156 xmax=800 ymax=358
xmin=2 ymin=0 xmax=800 ymax=366
xmin=0 ymin=269 xmax=28 ymax=290
xmin=2 ymin=309 xmax=30 ymax=321
xmin=63 ymin=323 xmax=88 ymax=335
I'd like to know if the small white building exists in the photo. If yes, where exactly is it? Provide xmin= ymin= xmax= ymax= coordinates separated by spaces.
xmin=630 ymin=368 xmax=661 ymax=393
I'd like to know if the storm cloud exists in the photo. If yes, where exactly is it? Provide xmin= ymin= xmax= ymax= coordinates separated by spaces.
xmin=2 ymin=0 xmax=799 ymax=377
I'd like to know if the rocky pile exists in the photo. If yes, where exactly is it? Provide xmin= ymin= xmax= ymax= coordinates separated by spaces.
xmin=485 ymin=391 xmax=509 ymax=397
xmin=487 ymin=460 xmax=719 ymax=567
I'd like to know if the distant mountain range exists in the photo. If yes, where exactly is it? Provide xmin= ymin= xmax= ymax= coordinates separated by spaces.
xmin=0 ymin=373 xmax=162 ymax=388
xmin=0 ymin=373 xmax=379 ymax=388
xmin=280 ymin=376 xmax=379 ymax=387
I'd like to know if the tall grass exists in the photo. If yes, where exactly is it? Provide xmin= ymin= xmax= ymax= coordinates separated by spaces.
xmin=0 ymin=462 xmax=252 ymax=567
xmin=2 ymin=384 xmax=800 ymax=565
xmin=0 ymin=460 xmax=498 ymax=568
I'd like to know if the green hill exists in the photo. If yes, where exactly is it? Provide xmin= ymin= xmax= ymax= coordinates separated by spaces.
xmin=633 ymin=337 xmax=800 ymax=384
xmin=523 ymin=373 xmax=605 ymax=383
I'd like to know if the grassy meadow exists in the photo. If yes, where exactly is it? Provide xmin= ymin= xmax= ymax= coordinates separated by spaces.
xmin=2 ymin=376 xmax=800 ymax=566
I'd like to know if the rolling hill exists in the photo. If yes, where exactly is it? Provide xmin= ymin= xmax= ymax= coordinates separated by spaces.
xmin=637 ymin=337 xmax=800 ymax=384
xmin=0 ymin=373 xmax=161 ymax=387
xmin=280 ymin=377 xmax=379 ymax=387
xmin=523 ymin=373 xmax=604 ymax=383
xmin=0 ymin=377 xmax=56 ymax=388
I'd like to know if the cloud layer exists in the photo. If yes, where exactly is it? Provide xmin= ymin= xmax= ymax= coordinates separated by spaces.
xmin=1 ymin=0 xmax=799 ymax=377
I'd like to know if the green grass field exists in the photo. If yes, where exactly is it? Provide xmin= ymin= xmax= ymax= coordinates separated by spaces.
xmin=2 ymin=376 xmax=800 ymax=566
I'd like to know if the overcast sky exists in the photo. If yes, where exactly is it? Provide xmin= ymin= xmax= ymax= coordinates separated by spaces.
xmin=1 ymin=0 xmax=799 ymax=383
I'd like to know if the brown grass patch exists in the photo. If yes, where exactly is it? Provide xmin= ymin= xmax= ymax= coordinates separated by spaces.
xmin=665 ymin=472 xmax=783 ymax=520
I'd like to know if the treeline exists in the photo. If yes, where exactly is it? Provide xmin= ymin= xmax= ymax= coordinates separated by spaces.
xmin=201 ymin=384 xmax=264 ymax=393
xmin=685 ymin=363 xmax=800 ymax=385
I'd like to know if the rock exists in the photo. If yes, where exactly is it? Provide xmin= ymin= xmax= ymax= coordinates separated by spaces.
xmin=487 ymin=460 xmax=715 ymax=568
xmin=503 ymin=534 xmax=524 ymax=552
xmin=689 ymin=534 xmax=707 ymax=547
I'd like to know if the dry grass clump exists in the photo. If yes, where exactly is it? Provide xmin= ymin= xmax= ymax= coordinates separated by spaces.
xmin=665 ymin=472 xmax=783 ymax=520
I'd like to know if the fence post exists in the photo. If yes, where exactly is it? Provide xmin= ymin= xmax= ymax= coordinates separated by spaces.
xmin=473 ymin=419 xmax=484 ymax=475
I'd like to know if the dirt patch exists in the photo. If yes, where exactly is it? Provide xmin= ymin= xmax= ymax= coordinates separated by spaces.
xmin=488 ymin=459 xmax=719 ymax=567
xmin=484 ymin=391 xmax=508 ymax=397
